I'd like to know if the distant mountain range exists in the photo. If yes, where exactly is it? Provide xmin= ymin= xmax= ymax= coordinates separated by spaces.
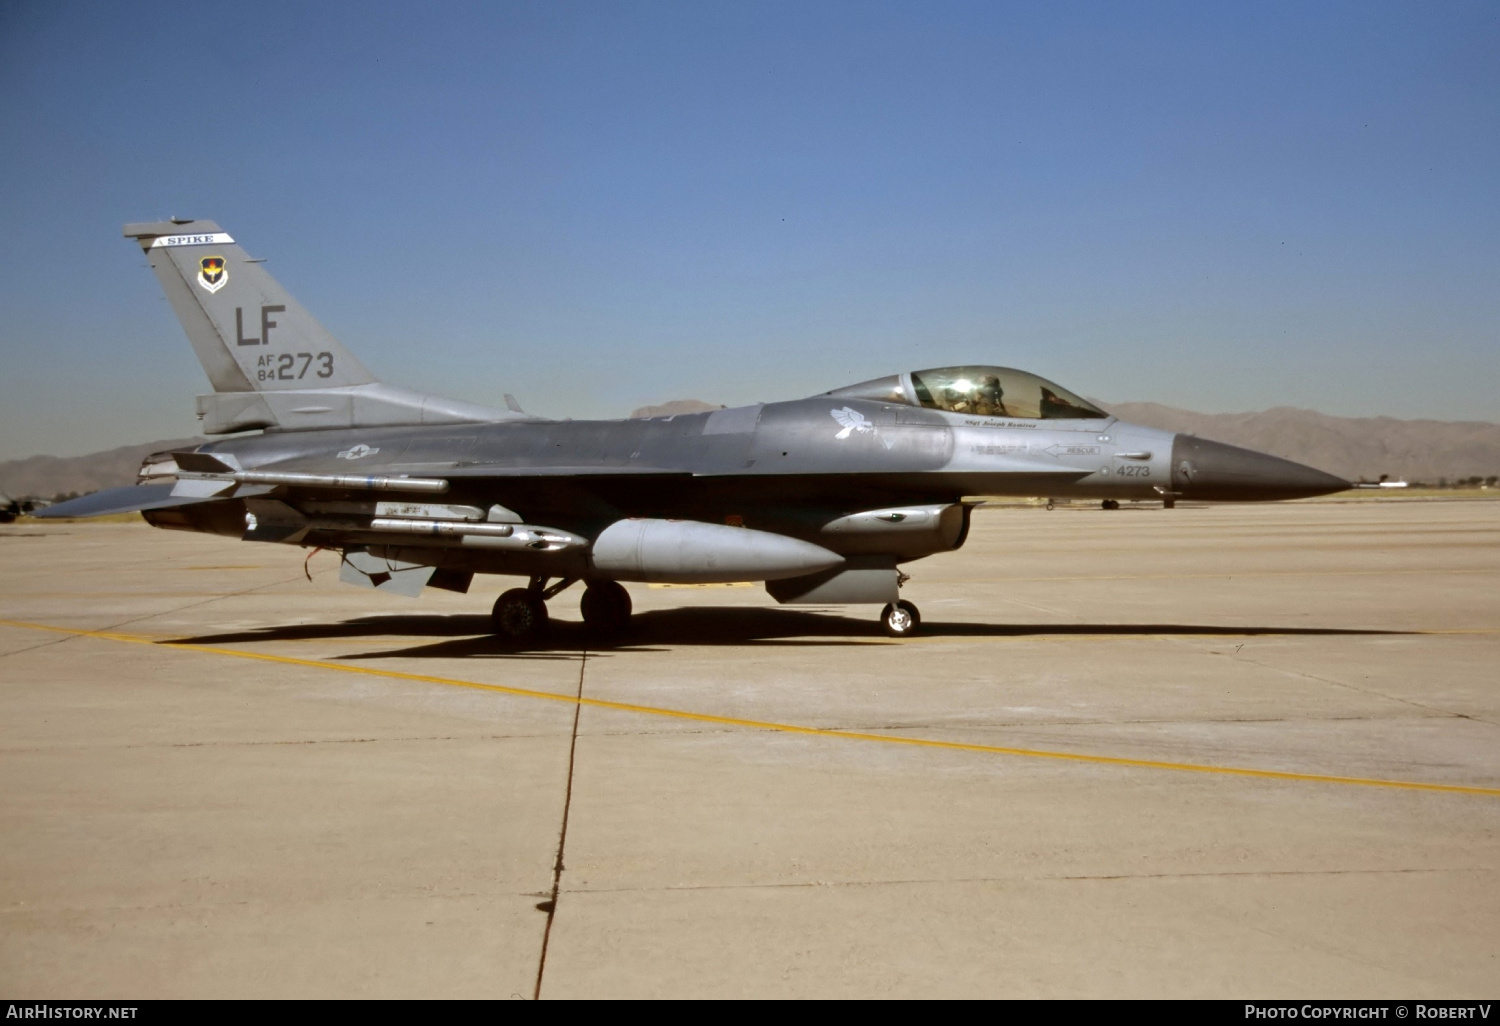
xmin=2 ymin=403 xmax=1496 ymax=499
xmin=0 ymin=438 xmax=203 ymax=501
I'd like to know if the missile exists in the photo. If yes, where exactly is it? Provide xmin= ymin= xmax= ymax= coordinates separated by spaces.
xmin=365 ymin=517 xmax=584 ymax=552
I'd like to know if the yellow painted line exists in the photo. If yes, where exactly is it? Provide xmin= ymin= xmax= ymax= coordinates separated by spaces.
xmin=2 ymin=617 xmax=1498 ymax=799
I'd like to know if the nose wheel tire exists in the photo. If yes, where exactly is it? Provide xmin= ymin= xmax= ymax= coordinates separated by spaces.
xmin=880 ymin=600 xmax=921 ymax=638
xmin=580 ymin=580 xmax=633 ymax=635
xmin=492 ymin=588 xmax=549 ymax=642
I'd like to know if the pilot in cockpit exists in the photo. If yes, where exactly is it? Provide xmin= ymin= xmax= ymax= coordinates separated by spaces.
xmin=942 ymin=385 xmax=973 ymax=413
xmin=972 ymin=374 xmax=1008 ymax=417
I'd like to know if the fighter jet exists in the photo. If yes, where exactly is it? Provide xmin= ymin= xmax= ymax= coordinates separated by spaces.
xmin=38 ymin=220 xmax=1350 ymax=639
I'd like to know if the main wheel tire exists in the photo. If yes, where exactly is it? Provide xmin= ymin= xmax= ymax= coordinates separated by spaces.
xmin=580 ymin=580 xmax=632 ymax=634
xmin=880 ymin=600 xmax=921 ymax=638
xmin=492 ymin=588 xmax=548 ymax=642
xmin=1101 ymin=499 xmax=1120 ymax=510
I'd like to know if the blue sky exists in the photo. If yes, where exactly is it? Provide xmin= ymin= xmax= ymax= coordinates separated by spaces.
xmin=1 ymin=0 xmax=1496 ymax=458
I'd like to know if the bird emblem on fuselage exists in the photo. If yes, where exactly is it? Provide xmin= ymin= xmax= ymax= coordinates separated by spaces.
xmin=831 ymin=406 xmax=875 ymax=440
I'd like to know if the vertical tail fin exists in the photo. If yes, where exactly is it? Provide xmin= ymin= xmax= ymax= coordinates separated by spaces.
xmin=124 ymin=220 xmax=522 ymax=433
xmin=126 ymin=220 xmax=374 ymax=392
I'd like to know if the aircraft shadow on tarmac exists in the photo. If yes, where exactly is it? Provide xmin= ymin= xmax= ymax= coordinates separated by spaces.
xmin=166 ymin=608 xmax=1411 ymax=661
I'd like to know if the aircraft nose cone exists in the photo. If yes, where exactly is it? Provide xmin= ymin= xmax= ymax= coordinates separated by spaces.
xmin=1170 ymin=434 xmax=1350 ymax=501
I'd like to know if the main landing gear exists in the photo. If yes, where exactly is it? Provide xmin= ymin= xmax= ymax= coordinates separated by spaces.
xmin=490 ymin=576 xmax=634 ymax=643
xmin=880 ymin=599 xmax=921 ymax=638
xmin=492 ymin=576 xmax=919 ymax=642
xmin=492 ymin=586 xmax=551 ymax=642
xmin=579 ymin=579 xmax=632 ymax=635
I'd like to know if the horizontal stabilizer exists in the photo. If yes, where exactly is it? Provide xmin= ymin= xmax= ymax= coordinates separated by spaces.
xmin=31 ymin=483 xmax=229 ymax=519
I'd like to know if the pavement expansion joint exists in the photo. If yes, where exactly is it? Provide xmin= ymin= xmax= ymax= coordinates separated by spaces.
xmin=0 ymin=571 xmax=313 ymax=664
xmin=567 ymin=865 xmax=1495 ymax=896
xmin=532 ymin=645 xmax=588 ymax=1001
xmin=1 ymin=889 xmax=520 ymax=915
xmin=0 ymin=731 xmax=571 ymax=754
xmin=820 ymin=712 xmax=1459 ymax=733
xmin=1241 ymin=655 xmax=1500 ymax=723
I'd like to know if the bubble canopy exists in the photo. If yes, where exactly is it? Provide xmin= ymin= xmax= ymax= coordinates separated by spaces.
xmin=823 ymin=367 xmax=1109 ymax=420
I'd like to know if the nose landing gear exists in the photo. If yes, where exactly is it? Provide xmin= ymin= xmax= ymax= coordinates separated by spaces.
xmin=880 ymin=599 xmax=921 ymax=637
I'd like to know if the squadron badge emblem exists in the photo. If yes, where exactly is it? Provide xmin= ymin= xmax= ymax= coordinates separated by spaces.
xmin=197 ymin=256 xmax=228 ymax=294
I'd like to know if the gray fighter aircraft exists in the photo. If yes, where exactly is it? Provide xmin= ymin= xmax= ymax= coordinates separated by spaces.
xmin=38 ymin=220 xmax=1349 ymax=639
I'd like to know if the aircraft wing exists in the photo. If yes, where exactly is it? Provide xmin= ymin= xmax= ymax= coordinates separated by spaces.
xmin=30 ymin=483 xmax=229 ymax=519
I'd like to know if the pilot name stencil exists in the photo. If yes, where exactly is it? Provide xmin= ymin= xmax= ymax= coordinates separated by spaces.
xmin=964 ymin=418 xmax=1037 ymax=429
